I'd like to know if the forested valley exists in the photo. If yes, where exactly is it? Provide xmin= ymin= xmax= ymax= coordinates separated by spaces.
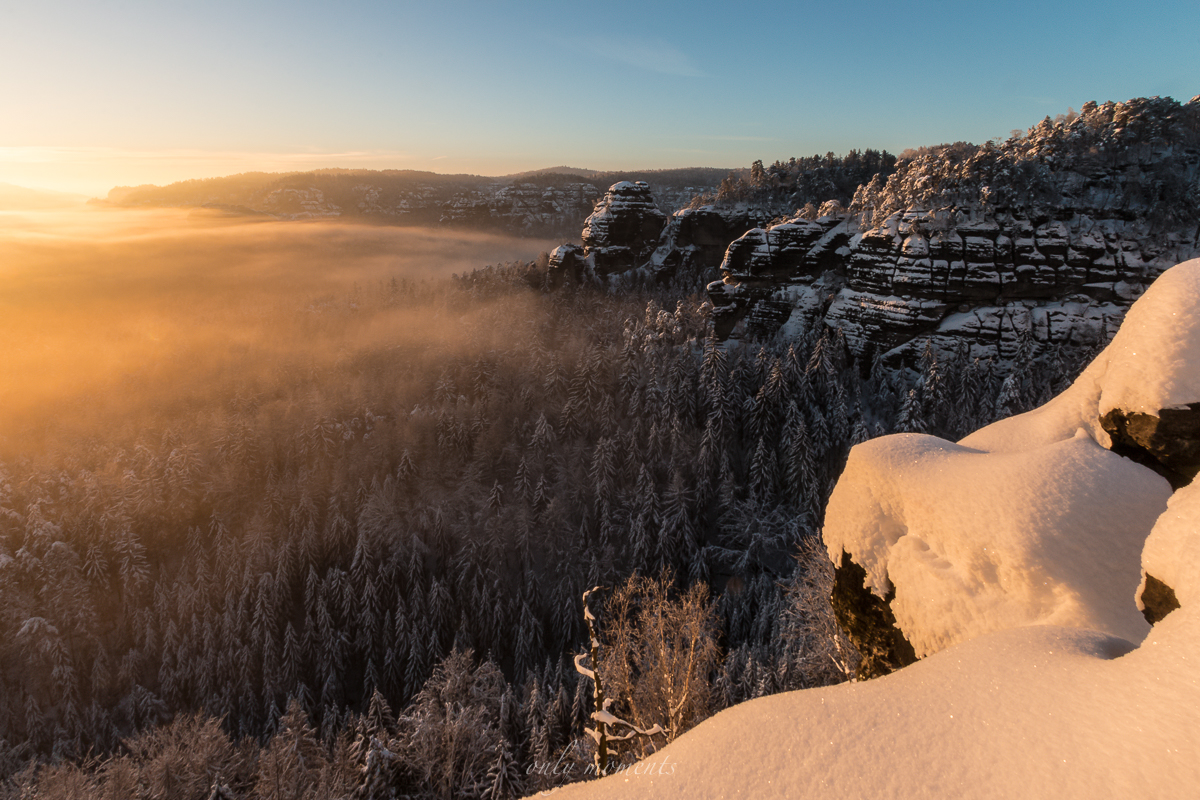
xmin=0 ymin=229 xmax=1100 ymax=799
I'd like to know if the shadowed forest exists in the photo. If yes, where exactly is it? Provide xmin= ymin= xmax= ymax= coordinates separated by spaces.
xmin=0 ymin=208 xmax=1094 ymax=798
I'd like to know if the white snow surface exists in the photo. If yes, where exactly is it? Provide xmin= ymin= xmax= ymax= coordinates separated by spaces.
xmin=549 ymin=259 xmax=1200 ymax=800
xmin=823 ymin=428 xmax=1168 ymax=656
xmin=1141 ymin=479 xmax=1200 ymax=608
xmin=1097 ymin=259 xmax=1200 ymax=415
xmin=547 ymin=609 xmax=1200 ymax=800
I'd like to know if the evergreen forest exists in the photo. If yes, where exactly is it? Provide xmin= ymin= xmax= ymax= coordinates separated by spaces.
xmin=0 ymin=256 xmax=1094 ymax=799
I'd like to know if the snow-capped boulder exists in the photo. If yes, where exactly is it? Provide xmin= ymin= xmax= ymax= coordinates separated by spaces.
xmin=547 ymin=243 xmax=588 ymax=288
xmin=1139 ymin=478 xmax=1200 ymax=623
xmin=1088 ymin=263 xmax=1200 ymax=488
xmin=825 ymin=259 xmax=1200 ymax=666
xmin=581 ymin=182 xmax=669 ymax=274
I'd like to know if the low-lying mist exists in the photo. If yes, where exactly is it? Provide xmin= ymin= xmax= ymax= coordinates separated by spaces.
xmin=0 ymin=206 xmax=559 ymax=460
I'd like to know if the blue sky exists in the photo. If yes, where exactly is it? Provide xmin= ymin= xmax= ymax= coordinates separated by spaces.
xmin=1 ymin=0 xmax=1197 ymax=194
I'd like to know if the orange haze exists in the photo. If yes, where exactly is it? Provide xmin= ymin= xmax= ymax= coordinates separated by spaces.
xmin=0 ymin=206 xmax=558 ymax=460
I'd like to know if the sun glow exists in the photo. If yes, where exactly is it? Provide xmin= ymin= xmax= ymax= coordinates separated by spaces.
xmin=0 ymin=205 xmax=555 ymax=459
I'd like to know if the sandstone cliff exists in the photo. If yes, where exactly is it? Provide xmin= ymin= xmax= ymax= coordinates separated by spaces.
xmin=706 ymin=96 xmax=1200 ymax=368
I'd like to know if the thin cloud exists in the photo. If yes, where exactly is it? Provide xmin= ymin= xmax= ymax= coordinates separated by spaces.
xmin=585 ymin=37 xmax=705 ymax=78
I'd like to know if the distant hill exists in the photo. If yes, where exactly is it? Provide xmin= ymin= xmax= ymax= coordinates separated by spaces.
xmin=505 ymin=166 xmax=602 ymax=179
xmin=101 ymin=167 xmax=734 ymax=238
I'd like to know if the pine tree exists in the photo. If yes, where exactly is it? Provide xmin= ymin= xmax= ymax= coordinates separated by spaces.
xmin=486 ymin=738 xmax=524 ymax=800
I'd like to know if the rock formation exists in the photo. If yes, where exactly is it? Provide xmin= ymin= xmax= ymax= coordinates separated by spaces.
xmin=580 ymin=181 xmax=669 ymax=274
xmin=703 ymin=96 xmax=1200 ymax=368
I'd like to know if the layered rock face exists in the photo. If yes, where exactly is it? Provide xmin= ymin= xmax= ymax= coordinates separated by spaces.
xmin=646 ymin=205 xmax=778 ymax=283
xmin=833 ymin=210 xmax=1195 ymax=365
xmin=709 ymin=207 xmax=1200 ymax=365
xmin=705 ymin=96 xmax=1200 ymax=367
xmin=580 ymin=182 xmax=669 ymax=274
xmin=706 ymin=211 xmax=853 ymax=337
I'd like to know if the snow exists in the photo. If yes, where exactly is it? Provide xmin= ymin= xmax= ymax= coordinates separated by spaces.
xmin=822 ymin=428 xmax=1167 ymax=656
xmin=1096 ymin=260 xmax=1200 ymax=416
xmin=545 ymin=259 xmax=1200 ymax=800
xmin=550 ymin=611 xmax=1200 ymax=799
xmin=1140 ymin=480 xmax=1200 ymax=607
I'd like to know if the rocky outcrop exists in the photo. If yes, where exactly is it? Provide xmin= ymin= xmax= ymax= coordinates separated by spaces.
xmin=828 ymin=210 xmax=1193 ymax=366
xmin=646 ymin=205 xmax=777 ymax=283
xmin=548 ymin=187 xmax=778 ymax=286
xmin=1101 ymin=403 xmax=1200 ymax=490
xmin=710 ymin=208 xmax=1199 ymax=364
xmin=706 ymin=211 xmax=854 ymax=337
xmin=547 ymin=243 xmax=587 ymax=288
xmin=706 ymin=96 xmax=1200 ymax=368
xmin=830 ymin=550 xmax=917 ymax=680
xmin=1139 ymin=574 xmax=1180 ymax=624
xmin=581 ymin=182 xmax=669 ymax=274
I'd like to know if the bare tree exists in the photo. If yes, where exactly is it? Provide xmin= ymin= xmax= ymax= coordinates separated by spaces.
xmin=595 ymin=571 xmax=721 ymax=755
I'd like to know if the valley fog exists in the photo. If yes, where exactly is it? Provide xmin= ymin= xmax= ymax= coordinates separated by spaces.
xmin=0 ymin=206 xmax=559 ymax=460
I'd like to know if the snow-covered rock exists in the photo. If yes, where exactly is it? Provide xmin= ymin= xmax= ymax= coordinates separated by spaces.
xmin=581 ymin=182 xmax=669 ymax=274
xmin=824 ymin=429 xmax=1169 ymax=660
xmin=705 ymin=96 xmax=1200 ymax=368
xmin=548 ymin=243 xmax=588 ymax=288
xmin=1139 ymin=482 xmax=1200 ymax=623
xmin=825 ymin=260 xmax=1200 ymax=663
xmin=648 ymin=204 xmax=777 ymax=286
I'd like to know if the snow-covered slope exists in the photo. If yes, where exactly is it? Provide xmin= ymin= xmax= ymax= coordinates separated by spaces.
xmin=550 ymin=259 xmax=1200 ymax=799
xmin=551 ymin=614 xmax=1198 ymax=799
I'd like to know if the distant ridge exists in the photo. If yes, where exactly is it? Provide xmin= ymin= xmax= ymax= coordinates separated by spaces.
xmin=100 ymin=166 xmax=735 ymax=238
xmin=505 ymin=166 xmax=601 ymax=179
